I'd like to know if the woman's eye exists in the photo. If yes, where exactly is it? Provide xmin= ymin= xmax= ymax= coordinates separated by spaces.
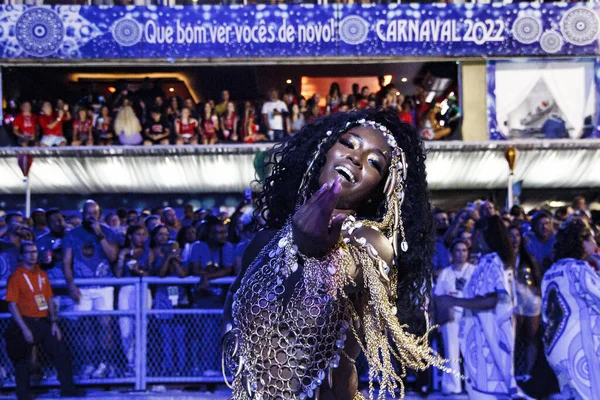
xmin=369 ymin=159 xmax=382 ymax=173
xmin=340 ymin=138 xmax=355 ymax=149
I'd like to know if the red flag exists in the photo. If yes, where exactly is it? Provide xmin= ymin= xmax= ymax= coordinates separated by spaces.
xmin=17 ymin=154 xmax=33 ymax=177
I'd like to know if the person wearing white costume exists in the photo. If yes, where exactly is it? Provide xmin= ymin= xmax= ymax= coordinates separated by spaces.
xmin=433 ymin=238 xmax=475 ymax=395
xmin=436 ymin=216 xmax=532 ymax=399
xmin=542 ymin=216 xmax=600 ymax=400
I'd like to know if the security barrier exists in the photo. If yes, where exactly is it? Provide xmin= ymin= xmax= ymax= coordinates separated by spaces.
xmin=0 ymin=277 xmax=226 ymax=391
xmin=0 ymin=277 xmax=526 ymax=393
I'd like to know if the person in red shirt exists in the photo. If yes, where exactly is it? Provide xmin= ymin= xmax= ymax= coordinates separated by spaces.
xmin=175 ymin=107 xmax=199 ymax=145
xmin=200 ymin=103 xmax=219 ymax=145
xmin=38 ymin=101 xmax=67 ymax=147
xmin=220 ymin=101 xmax=239 ymax=142
xmin=5 ymin=241 xmax=84 ymax=399
xmin=13 ymin=102 xmax=38 ymax=147
xmin=71 ymin=108 xmax=93 ymax=146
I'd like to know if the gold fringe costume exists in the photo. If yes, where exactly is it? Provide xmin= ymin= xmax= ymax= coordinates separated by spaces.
xmin=223 ymin=120 xmax=454 ymax=400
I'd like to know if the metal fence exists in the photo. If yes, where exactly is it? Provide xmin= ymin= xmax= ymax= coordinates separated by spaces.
xmin=0 ymin=277 xmax=227 ymax=391
xmin=0 ymin=276 xmax=524 ymax=393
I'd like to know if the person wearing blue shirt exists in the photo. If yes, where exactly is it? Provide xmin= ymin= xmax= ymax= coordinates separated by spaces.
xmin=190 ymin=217 xmax=234 ymax=290
xmin=525 ymin=210 xmax=555 ymax=274
xmin=0 ymin=213 xmax=27 ymax=305
xmin=36 ymin=208 xmax=74 ymax=316
xmin=62 ymin=200 xmax=120 ymax=379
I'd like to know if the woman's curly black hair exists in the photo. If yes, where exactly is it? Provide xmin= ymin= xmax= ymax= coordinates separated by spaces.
xmin=253 ymin=108 xmax=434 ymax=320
xmin=553 ymin=215 xmax=592 ymax=262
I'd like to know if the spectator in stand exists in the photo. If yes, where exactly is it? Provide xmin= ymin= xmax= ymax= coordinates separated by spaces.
xmin=143 ymin=107 xmax=171 ymax=146
xmin=542 ymin=216 xmax=600 ymax=400
xmin=150 ymin=228 xmax=188 ymax=375
xmin=115 ymin=225 xmax=152 ymax=375
xmin=262 ymin=89 xmax=289 ymax=141
xmin=62 ymin=200 xmax=120 ymax=379
xmin=145 ymin=215 xmax=162 ymax=237
xmin=298 ymin=97 xmax=308 ymax=115
xmin=290 ymin=103 xmax=305 ymax=135
xmin=420 ymin=103 xmax=451 ymax=141
xmin=572 ymin=195 xmax=590 ymax=219
xmin=0 ymin=213 xmax=27 ymax=300
xmin=433 ymin=238 xmax=476 ymax=396
xmin=526 ymin=210 xmax=556 ymax=274
xmin=55 ymin=99 xmax=73 ymax=142
xmin=190 ymin=217 xmax=234 ymax=290
xmin=214 ymin=90 xmax=230 ymax=117
xmin=163 ymin=207 xmax=179 ymax=240
xmin=241 ymin=102 xmax=265 ymax=144
xmin=36 ymin=208 xmax=73 ymax=315
xmin=325 ymin=82 xmax=342 ymax=114
xmin=71 ymin=107 xmax=94 ymax=147
xmin=181 ymin=205 xmax=195 ymax=229
xmin=175 ymin=107 xmax=199 ymax=145
xmin=399 ymin=101 xmax=414 ymax=125
xmin=39 ymin=101 xmax=68 ymax=147
xmin=432 ymin=209 xmax=451 ymax=277
xmin=509 ymin=225 xmax=542 ymax=381
xmin=153 ymin=96 xmax=167 ymax=116
xmin=5 ymin=241 xmax=85 ymax=400
xmin=176 ymin=225 xmax=197 ymax=268
xmin=220 ymin=102 xmax=238 ymax=142
xmin=200 ymin=103 xmax=219 ymax=145
xmin=13 ymin=101 xmax=38 ymax=147
xmin=95 ymin=105 xmax=114 ymax=146
xmin=346 ymin=95 xmax=358 ymax=111
xmin=307 ymin=102 xmax=322 ymax=123
xmin=183 ymin=98 xmax=198 ymax=119
xmin=115 ymin=105 xmax=143 ymax=146
xmin=358 ymin=86 xmax=370 ymax=108
xmin=478 ymin=200 xmax=496 ymax=218
xmin=30 ymin=209 xmax=49 ymax=239
xmin=438 ymin=216 xmax=522 ymax=399
xmin=167 ymin=97 xmax=182 ymax=123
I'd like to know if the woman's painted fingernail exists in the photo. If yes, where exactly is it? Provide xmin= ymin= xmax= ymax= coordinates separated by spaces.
xmin=317 ymin=183 xmax=328 ymax=194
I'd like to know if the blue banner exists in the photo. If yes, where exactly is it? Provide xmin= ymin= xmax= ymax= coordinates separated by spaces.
xmin=1 ymin=3 xmax=600 ymax=60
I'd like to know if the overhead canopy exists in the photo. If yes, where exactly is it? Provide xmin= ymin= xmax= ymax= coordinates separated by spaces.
xmin=1 ymin=141 xmax=600 ymax=194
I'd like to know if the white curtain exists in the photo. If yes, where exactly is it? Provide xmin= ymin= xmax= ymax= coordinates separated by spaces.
xmin=495 ymin=66 xmax=543 ymax=130
xmin=496 ymin=61 xmax=594 ymax=138
xmin=542 ymin=63 xmax=587 ymax=138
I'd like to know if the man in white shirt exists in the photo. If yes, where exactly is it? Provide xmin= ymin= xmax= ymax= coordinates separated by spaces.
xmin=261 ymin=89 xmax=290 ymax=141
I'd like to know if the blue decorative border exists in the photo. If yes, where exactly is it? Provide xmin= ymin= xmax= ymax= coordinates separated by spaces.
xmin=3 ymin=4 xmax=600 ymax=60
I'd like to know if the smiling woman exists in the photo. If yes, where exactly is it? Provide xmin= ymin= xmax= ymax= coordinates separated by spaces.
xmin=222 ymin=109 xmax=452 ymax=400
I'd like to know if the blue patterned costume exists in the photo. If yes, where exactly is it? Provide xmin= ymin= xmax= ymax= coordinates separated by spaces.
xmin=459 ymin=253 xmax=518 ymax=399
xmin=542 ymin=258 xmax=600 ymax=400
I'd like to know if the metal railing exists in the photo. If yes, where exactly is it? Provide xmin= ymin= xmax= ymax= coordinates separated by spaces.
xmin=0 ymin=276 xmax=527 ymax=393
xmin=0 ymin=277 xmax=228 ymax=391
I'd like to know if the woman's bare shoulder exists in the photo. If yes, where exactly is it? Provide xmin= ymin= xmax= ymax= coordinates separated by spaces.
xmin=350 ymin=226 xmax=394 ymax=267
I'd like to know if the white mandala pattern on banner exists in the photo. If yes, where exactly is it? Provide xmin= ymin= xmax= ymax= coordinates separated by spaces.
xmin=540 ymin=30 xmax=563 ymax=53
xmin=111 ymin=17 xmax=142 ymax=47
xmin=512 ymin=15 xmax=543 ymax=44
xmin=0 ymin=6 xmax=101 ymax=58
xmin=339 ymin=15 xmax=369 ymax=45
xmin=560 ymin=7 xmax=600 ymax=46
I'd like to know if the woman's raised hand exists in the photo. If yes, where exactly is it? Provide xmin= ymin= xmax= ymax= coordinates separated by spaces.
xmin=292 ymin=176 xmax=346 ymax=258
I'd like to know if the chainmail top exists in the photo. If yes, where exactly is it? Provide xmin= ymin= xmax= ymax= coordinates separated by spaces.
xmin=228 ymin=219 xmax=454 ymax=400
xmin=230 ymin=221 xmax=353 ymax=400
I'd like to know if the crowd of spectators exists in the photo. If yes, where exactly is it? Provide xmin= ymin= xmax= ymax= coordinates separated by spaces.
xmin=0 ymin=198 xmax=256 ymax=381
xmin=430 ymin=195 xmax=600 ymax=398
xmin=0 ymin=193 xmax=599 ymax=395
xmin=2 ymin=77 xmax=460 ymax=147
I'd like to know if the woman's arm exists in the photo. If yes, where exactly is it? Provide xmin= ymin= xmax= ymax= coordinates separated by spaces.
xmin=436 ymin=293 xmax=498 ymax=311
